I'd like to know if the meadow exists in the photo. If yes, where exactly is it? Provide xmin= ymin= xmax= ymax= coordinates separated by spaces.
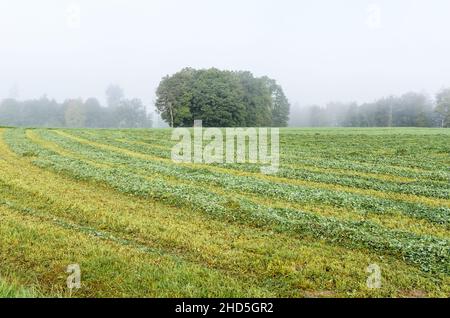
xmin=0 ymin=127 xmax=448 ymax=298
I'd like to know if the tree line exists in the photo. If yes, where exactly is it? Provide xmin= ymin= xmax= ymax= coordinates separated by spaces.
xmin=2 ymin=77 xmax=450 ymax=129
xmin=155 ymin=68 xmax=290 ymax=127
xmin=0 ymin=85 xmax=152 ymax=128
xmin=290 ymin=89 xmax=450 ymax=128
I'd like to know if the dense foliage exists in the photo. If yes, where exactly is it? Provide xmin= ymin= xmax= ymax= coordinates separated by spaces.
xmin=155 ymin=68 xmax=290 ymax=127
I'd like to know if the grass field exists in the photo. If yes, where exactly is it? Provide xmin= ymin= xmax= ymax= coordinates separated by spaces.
xmin=0 ymin=127 xmax=449 ymax=298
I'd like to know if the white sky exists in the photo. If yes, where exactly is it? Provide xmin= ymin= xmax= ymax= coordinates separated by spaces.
xmin=1 ymin=0 xmax=450 ymax=108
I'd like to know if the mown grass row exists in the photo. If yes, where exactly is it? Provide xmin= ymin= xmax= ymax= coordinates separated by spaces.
xmin=65 ymin=129 xmax=450 ymax=197
xmin=4 ymin=129 xmax=449 ymax=276
xmin=281 ymin=131 xmax=450 ymax=170
xmin=0 ymin=128 xmax=449 ymax=297
xmin=2 ymin=171 xmax=445 ymax=297
xmin=35 ymin=129 xmax=450 ymax=226
xmin=25 ymin=129 xmax=450 ymax=239
xmin=74 ymin=128 xmax=449 ymax=185
xmin=0 ymin=204 xmax=269 ymax=297
xmin=78 ymin=128 xmax=449 ymax=182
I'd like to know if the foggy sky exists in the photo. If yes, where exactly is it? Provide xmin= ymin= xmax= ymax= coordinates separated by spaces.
xmin=1 ymin=0 xmax=450 ymax=109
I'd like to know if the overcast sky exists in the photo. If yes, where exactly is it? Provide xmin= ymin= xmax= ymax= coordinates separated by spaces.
xmin=1 ymin=0 xmax=450 ymax=108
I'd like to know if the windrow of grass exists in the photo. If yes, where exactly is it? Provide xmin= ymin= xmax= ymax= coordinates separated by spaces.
xmin=3 ymin=129 xmax=449 ymax=276
xmin=62 ymin=129 xmax=450 ymax=201
xmin=25 ymin=129 xmax=450 ymax=239
xmin=0 ymin=128 xmax=449 ymax=297
xmin=0 ymin=204 xmax=271 ymax=298
xmin=281 ymin=132 xmax=450 ymax=170
xmin=110 ymin=135 xmax=425 ymax=183
xmin=2 ymin=171 xmax=446 ymax=297
xmin=74 ymin=128 xmax=449 ymax=182
xmin=35 ymin=129 xmax=450 ymax=226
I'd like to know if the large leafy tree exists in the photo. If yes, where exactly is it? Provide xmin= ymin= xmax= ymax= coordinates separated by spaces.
xmin=155 ymin=68 xmax=195 ymax=127
xmin=155 ymin=68 xmax=290 ymax=127
xmin=190 ymin=69 xmax=246 ymax=127
xmin=236 ymin=71 xmax=272 ymax=127
xmin=261 ymin=77 xmax=290 ymax=127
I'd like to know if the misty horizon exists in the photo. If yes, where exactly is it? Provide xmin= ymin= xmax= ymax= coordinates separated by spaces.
xmin=2 ymin=0 xmax=450 ymax=110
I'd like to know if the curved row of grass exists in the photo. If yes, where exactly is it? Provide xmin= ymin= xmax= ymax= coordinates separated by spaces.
xmin=64 ymin=129 xmax=450 ymax=198
xmin=3 ymin=129 xmax=449 ymax=276
xmin=24 ymin=129 xmax=450 ymax=239
xmin=3 ymin=129 xmax=449 ymax=297
xmin=83 ymin=128 xmax=449 ymax=181
xmin=34 ymin=129 xmax=450 ymax=226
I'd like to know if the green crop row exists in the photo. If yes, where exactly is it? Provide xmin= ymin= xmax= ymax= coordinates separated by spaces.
xmin=34 ymin=129 xmax=450 ymax=226
xmin=65 ymin=129 xmax=450 ymax=196
xmin=4 ymin=128 xmax=449 ymax=276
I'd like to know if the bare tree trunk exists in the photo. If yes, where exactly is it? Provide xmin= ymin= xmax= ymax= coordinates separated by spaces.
xmin=168 ymin=102 xmax=174 ymax=128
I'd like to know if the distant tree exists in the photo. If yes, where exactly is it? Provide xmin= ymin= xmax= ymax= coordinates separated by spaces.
xmin=84 ymin=98 xmax=106 ymax=128
xmin=393 ymin=93 xmax=432 ymax=127
xmin=338 ymin=93 xmax=432 ymax=128
xmin=435 ymin=88 xmax=450 ymax=128
xmin=261 ymin=77 xmax=290 ymax=127
xmin=0 ymin=99 xmax=21 ymax=126
xmin=189 ymin=69 xmax=246 ymax=127
xmin=237 ymin=72 xmax=272 ymax=127
xmin=155 ymin=77 xmax=175 ymax=127
xmin=288 ymin=102 xmax=310 ymax=127
xmin=64 ymin=99 xmax=86 ymax=127
xmin=308 ymin=105 xmax=328 ymax=127
xmin=155 ymin=68 xmax=195 ymax=127
xmin=113 ymin=98 xmax=151 ymax=128
xmin=106 ymin=84 xmax=124 ymax=108
xmin=371 ymin=97 xmax=393 ymax=127
xmin=155 ymin=68 xmax=289 ymax=127
xmin=322 ymin=102 xmax=354 ymax=127
xmin=343 ymin=103 xmax=362 ymax=127
xmin=1 ymin=94 xmax=153 ymax=129
xmin=22 ymin=96 xmax=64 ymax=127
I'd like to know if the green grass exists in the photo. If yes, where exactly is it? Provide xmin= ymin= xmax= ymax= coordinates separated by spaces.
xmin=0 ymin=281 xmax=36 ymax=298
xmin=0 ymin=127 xmax=449 ymax=298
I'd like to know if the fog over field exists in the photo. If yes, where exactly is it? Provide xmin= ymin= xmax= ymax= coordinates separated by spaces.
xmin=1 ymin=0 xmax=450 ymax=110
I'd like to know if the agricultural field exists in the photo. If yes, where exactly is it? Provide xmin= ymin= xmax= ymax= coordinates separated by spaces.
xmin=0 ymin=127 xmax=449 ymax=298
